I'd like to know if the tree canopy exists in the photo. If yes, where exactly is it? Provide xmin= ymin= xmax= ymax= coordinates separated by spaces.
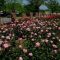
xmin=45 ymin=0 xmax=60 ymax=13
xmin=0 ymin=0 xmax=5 ymax=11
xmin=26 ymin=0 xmax=44 ymax=12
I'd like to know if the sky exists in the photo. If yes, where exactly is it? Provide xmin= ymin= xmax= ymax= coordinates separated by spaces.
xmin=23 ymin=0 xmax=29 ymax=5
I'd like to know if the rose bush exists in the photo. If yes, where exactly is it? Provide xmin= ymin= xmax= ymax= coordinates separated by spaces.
xmin=0 ymin=18 xmax=60 ymax=60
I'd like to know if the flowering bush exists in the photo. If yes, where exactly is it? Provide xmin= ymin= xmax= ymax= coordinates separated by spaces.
xmin=0 ymin=18 xmax=60 ymax=60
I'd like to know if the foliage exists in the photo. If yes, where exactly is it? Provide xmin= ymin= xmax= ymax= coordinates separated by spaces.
xmin=26 ymin=0 xmax=44 ymax=12
xmin=0 ymin=18 xmax=60 ymax=60
xmin=45 ymin=0 xmax=60 ymax=13
xmin=0 ymin=0 xmax=6 ymax=11
xmin=5 ymin=3 xmax=25 ymax=13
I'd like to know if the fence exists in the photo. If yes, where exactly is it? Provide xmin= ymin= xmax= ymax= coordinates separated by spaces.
xmin=0 ymin=17 xmax=11 ymax=24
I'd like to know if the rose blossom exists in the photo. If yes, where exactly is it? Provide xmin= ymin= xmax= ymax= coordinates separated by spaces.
xmin=47 ymin=35 xmax=51 ymax=38
xmin=11 ymin=24 xmax=16 ymax=27
xmin=52 ymin=44 xmax=57 ymax=48
xmin=1 ymin=28 xmax=4 ymax=30
xmin=41 ymin=29 xmax=44 ymax=33
xmin=3 ymin=43 xmax=10 ymax=48
xmin=3 ymin=31 xmax=6 ymax=33
xmin=45 ymin=39 xmax=48 ymax=43
xmin=1 ymin=36 xmax=5 ymax=39
xmin=35 ymin=42 xmax=40 ymax=47
xmin=59 ymin=39 xmax=60 ymax=42
xmin=33 ymin=26 xmax=36 ymax=29
xmin=46 ymin=29 xmax=48 ymax=32
xmin=26 ymin=28 xmax=30 ymax=31
xmin=5 ymin=29 xmax=8 ymax=31
xmin=58 ymin=27 xmax=60 ymax=30
xmin=28 ymin=53 xmax=33 ymax=56
xmin=12 ymin=34 xmax=15 ymax=37
xmin=23 ymin=49 xmax=28 ymax=53
xmin=22 ymin=26 xmax=26 ymax=28
xmin=19 ymin=45 xmax=23 ymax=49
xmin=36 ymin=27 xmax=40 ymax=29
xmin=0 ymin=40 xmax=3 ymax=45
xmin=47 ymin=33 xmax=51 ymax=36
xmin=53 ymin=50 xmax=57 ymax=54
xmin=19 ymin=57 xmax=23 ymax=60
xmin=34 ymin=33 xmax=37 ymax=36
xmin=31 ymin=38 xmax=35 ymax=41
xmin=9 ymin=34 xmax=12 ymax=37
xmin=6 ymin=36 xmax=10 ymax=40
xmin=18 ymin=38 xmax=23 ymax=41
xmin=31 ymin=32 xmax=34 ymax=34
xmin=50 ymin=41 xmax=53 ymax=44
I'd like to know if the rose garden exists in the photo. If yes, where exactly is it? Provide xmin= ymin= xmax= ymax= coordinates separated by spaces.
xmin=0 ymin=14 xmax=60 ymax=60
xmin=0 ymin=0 xmax=60 ymax=60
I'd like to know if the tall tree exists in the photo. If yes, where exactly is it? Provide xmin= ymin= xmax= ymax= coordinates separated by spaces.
xmin=27 ymin=0 xmax=43 ymax=12
xmin=0 ymin=0 xmax=5 ymax=11
xmin=45 ymin=0 xmax=60 ymax=13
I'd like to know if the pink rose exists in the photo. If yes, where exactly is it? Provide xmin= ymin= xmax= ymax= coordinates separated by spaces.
xmin=1 ymin=28 xmax=4 ymax=30
xmin=1 ymin=36 xmax=5 ymax=39
xmin=18 ymin=38 xmax=23 ymax=41
xmin=19 ymin=57 xmax=23 ymax=60
xmin=41 ymin=30 xmax=44 ymax=33
xmin=3 ymin=31 xmax=6 ymax=33
xmin=58 ymin=27 xmax=60 ymax=30
xmin=48 ymin=33 xmax=51 ymax=36
xmin=19 ymin=45 xmax=23 ymax=49
xmin=52 ymin=44 xmax=57 ymax=48
xmin=34 ymin=33 xmax=37 ymax=36
xmin=28 ymin=53 xmax=33 ymax=56
xmin=31 ymin=38 xmax=35 ymax=41
xmin=53 ymin=50 xmax=57 ymax=54
xmin=31 ymin=32 xmax=34 ymax=34
xmin=5 ymin=29 xmax=8 ymax=31
xmin=26 ymin=28 xmax=30 ymax=31
xmin=46 ymin=29 xmax=48 ymax=32
xmin=35 ymin=42 xmax=40 ymax=47
xmin=23 ymin=49 xmax=28 ymax=53
xmin=45 ymin=39 xmax=48 ymax=44
xmin=3 ymin=43 xmax=10 ymax=48
xmin=6 ymin=36 xmax=10 ymax=40
xmin=9 ymin=34 xmax=12 ymax=37
xmin=50 ymin=41 xmax=53 ymax=44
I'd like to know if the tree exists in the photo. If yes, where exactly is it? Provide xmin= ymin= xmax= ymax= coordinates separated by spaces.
xmin=5 ymin=3 xmax=25 ymax=13
xmin=27 ymin=0 xmax=43 ymax=12
xmin=0 ymin=0 xmax=6 ymax=11
xmin=45 ymin=0 xmax=60 ymax=13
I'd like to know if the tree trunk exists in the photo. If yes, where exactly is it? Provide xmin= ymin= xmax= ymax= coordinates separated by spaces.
xmin=35 ymin=6 xmax=39 ymax=12
xmin=11 ymin=12 xmax=16 ymax=22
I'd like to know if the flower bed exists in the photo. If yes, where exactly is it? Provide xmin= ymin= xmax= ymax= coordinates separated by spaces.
xmin=0 ymin=18 xmax=60 ymax=60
